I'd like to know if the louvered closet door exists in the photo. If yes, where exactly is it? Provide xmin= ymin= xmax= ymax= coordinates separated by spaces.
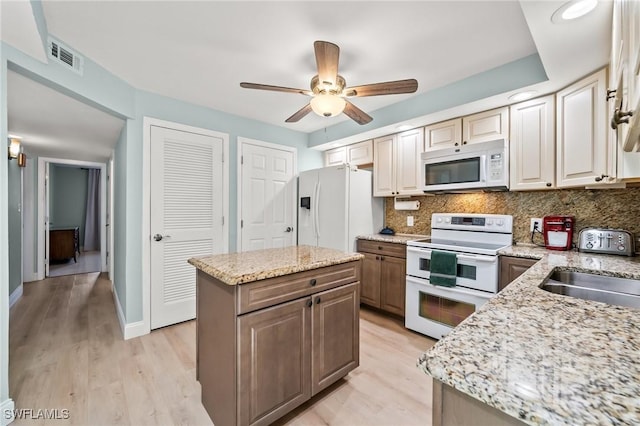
xmin=150 ymin=126 xmax=224 ymax=329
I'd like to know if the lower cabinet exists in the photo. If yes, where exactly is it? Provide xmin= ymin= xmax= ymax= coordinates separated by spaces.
xmin=358 ymin=240 xmax=407 ymax=316
xmin=197 ymin=261 xmax=361 ymax=426
xmin=498 ymin=256 xmax=538 ymax=291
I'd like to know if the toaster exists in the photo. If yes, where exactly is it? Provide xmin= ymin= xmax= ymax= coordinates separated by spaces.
xmin=578 ymin=228 xmax=635 ymax=256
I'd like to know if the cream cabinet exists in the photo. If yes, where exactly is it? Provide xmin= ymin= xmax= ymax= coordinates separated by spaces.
xmin=556 ymin=68 xmax=614 ymax=187
xmin=424 ymin=118 xmax=462 ymax=150
xmin=612 ymin=0 xmax=640 ymax=152
xmin=462 ymin=107 xmax=509 ymax=144
xmin=509 ymin=95 xmax=556 ymax=191
xmin=324 ymin=140 xmax=374 ymax=167
xmin=373 ymin=129 xmax=423 ymax=196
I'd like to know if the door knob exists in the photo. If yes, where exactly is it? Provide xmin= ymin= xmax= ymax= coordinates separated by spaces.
xmin=153 ymin=234 xmax=171 ymax=241
xmin=285 ymin=226 xmax=294 ymax=232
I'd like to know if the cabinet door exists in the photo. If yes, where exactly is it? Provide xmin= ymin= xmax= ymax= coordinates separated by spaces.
xmin=347 ymin=140 xmax=374 ymax=166
xmin=498 ymin=256 xmax=537 ymax=291
xmin=395 ymin=128 xmax=424 ymax=195
xmin=556 ymin=68 xmax=610 ymax=187
xmin=238 ymin=297 xmax=311 ymax=426
xmin=311 ymin=282 xmax=359 ymax=395
xmin=424 ymin=118 xmax=462 ymax=150
xmin=462 ymin=107 xmax=509 ymax=144
xmin=360 ymin=252 xmax=381 ymax=307
xmin=509 ymin=95 xmax=556 ymax=191
xmin=324 ymin=147 xmax=347 ymax=167
xmin=379 ymin=255 xmax=406 ymax=316
xmin=373 ymin=135 xmax=396 ymax=196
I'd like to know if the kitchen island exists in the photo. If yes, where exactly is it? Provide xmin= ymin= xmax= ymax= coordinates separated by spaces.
xmin=419 ymin=245 xmax=640 ymax=425
xmin=188 ymin=245 xmax=363 ymax=426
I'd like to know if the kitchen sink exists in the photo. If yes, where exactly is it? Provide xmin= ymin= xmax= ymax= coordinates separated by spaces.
xmin=540 ymin=270 xmax=640 ymax=309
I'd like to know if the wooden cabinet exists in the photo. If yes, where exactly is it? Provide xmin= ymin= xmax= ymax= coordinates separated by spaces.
xmin=498 ymin=256 xmax=537 ymax=291
xmin=324 ymin=140 xmax=374 ymax=167
xmin=373 ymin=128 xmax=423 ymax=196
xmin=425 ymin=118 xmax=462 ymax=150
xmin=556 ymin=68 xmax=615 ymax=187
xmin=197 ymin=260 xmax=361 ymax=426
xmin=357 ymin=240 xmax=406 ymax=316
xmin=509 ymin=95 xmax=556 ymax=191
xmin=49 ymin=227 xmax=79 ymax=262
xmin=462 ymin=107 xmax=509 ymax=145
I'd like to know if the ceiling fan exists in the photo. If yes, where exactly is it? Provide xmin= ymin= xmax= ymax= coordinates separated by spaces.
xmin=240 ymin=41 xmax=418 ymax=125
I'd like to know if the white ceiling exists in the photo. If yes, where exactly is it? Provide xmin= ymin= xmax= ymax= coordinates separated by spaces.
xmin=7 ymin=70 xmax=125 ymax=162
xmin=2 ymin=1 xmax=612 ymax=162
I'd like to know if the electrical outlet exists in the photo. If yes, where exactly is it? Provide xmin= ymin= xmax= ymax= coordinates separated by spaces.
xmin=407 ymin=216 xmax=414 ymax=227
xmin=530 ymin=218 xmax=543 ymax=232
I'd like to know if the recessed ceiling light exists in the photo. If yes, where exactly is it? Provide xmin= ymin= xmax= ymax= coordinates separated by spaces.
xmin=551 ymin=0 xmax=598 ymax=23
xmin=508 ymin=91 xmax=537 ymax=102
xmin=8 ymin=134 xmax=23 ymax=139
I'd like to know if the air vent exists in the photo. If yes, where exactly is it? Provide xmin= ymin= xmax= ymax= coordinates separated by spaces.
xmin=47 ymin=37 xmax=84 ymax=75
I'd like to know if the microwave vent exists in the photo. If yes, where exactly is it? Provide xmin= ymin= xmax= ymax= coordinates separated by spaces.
xmin=47 ymin=37 xmax=84 ymax=75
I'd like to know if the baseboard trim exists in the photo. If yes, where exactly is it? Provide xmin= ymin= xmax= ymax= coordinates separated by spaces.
xmin=1 ymin=398 xmax=15 ymax=426
xmin=111 ymin=283 xmax=148 ymax=341
xmin=9 ymin=285 xmax=23 ymax=308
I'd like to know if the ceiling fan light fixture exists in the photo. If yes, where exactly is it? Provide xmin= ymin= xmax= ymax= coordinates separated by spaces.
xmin=310 ymin=94 xmax=346 ymax=117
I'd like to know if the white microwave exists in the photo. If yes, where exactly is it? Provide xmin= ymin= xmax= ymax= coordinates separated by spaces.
xmin=421 ymin=139 xmax=509 ymax=193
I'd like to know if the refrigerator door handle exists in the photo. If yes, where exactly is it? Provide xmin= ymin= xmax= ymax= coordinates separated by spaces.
xmin=314 ymin=182 xmax=321 ymax=239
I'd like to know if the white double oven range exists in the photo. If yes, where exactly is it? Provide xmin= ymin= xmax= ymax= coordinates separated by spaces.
xmin=405 ymin=213 xmax=513 ymax=339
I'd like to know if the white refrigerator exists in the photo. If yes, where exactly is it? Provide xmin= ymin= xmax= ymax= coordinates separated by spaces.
xmin=298 ymin=164 xmax=384 ymax=252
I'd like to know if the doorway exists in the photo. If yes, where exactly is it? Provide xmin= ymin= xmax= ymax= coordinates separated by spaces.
xmin=37 ymin=158 xmax=108 ymax=279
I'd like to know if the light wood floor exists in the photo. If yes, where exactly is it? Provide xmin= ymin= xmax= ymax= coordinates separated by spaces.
xmin=9 ymin=273 xmax=435 ymax=425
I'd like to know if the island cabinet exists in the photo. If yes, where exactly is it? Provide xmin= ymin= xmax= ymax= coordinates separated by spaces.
xmin=194 ymin=255 xmax=361 ymax=426
xmin=498 ymin=256 xmax=538 ymax=291
xmin=358 ymin=240 xmax=406 ymax=316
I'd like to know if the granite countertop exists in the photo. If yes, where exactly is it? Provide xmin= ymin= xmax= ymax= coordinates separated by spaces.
xmin=188 ymin=245 xmax=363 ymax=285
xmin=357 ymin=233 xmax=428 ymax=244
xmin=419 ymin=248 xmax=640 ymax=425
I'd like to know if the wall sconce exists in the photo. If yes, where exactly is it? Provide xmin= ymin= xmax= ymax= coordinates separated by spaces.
xmin=8 ymin=138 xmax=20 ymax=159
xmin=8 ymin=138 xmax=26 ymax=168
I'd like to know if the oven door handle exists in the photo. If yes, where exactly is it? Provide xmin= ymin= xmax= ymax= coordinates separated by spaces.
xmin=407 ymin=276 xmax=493 ymax=300
xmin=455 ymin=254 xmax=498 ymax=263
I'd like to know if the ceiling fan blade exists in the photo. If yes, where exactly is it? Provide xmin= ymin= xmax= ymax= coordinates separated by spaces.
xmin=314 ymin=41 xmax=340 ymax=85
xmin=343 ymin=79 xmax=418 ymax=97
xmin=240 ymin=82 xmax=312 ymax=96
xmin=343 ymin=100 xmax=373 ymax=125
xmin=285 ymin=103 xmax=313 ymax=123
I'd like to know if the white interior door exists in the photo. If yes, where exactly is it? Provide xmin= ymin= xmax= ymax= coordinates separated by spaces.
xmin=44 ymin=162 xmax=50 ymax=277
xmin=150 ymin=126 xmax=224 ymax=329
xmin=240 ymin=139 xmax=296 ymax=252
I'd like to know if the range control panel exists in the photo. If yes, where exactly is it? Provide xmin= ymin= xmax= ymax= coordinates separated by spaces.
xmin=578 ymin=228 xmax=635 ymax=256
xmin=432 ymin=213 xmax=513 ymax=233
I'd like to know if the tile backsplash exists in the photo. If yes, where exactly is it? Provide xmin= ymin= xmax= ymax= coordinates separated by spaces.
xmin=385 ymin=188 xmax=640 ymax=245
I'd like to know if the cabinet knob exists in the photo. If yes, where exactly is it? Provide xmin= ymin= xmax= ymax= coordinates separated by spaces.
xmin=546 ymin=182 xmax=552 ymax=187
xmin=375 ymin=256 xmax=380 ymax=260
xmin=594 ymin=174 xmax=609 ymax=182
xmin=315 ymin=296 xmax=321 ymax=304
xmin=306 ymin=299 xmax=313 ymax=308
xmin=380 ymin=256 xmax=385 ymax=261
xmin=310 ymin=279 xmax=317 ymax=286
xmin=462 ymin=141 xmax=467 ymax=145
xmin=378 ymin=246 xmax=382 ymax=250
xmin=454 ymin=142 xmax=459 ymax=146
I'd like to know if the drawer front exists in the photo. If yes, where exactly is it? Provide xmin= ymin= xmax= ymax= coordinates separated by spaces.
xmin=357 ymin=240 xmax=406 ymax=258
xmin=237 ymin=261 xmax=361 ymax=315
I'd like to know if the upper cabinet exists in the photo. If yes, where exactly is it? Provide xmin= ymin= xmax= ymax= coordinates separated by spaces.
xmin=556 ymin=68 xmax=614 ymax=187
xmin=424 ymin=118 xmax=462 ymax=149
xmin=373 ymin=128 xmax=424 ymax=197
xmin=509 ymin=95 xmax=556 ymax=191
xmin=324 ymin=140 xmax=374 ymax=167
xmin=462 ymin=107 xmax=509 ymax=144
xmin=612 ymin=0 xmax=640 ymax=152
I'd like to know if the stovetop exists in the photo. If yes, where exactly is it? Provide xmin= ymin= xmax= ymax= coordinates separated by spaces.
xmin=407 ymin=237 xmax=510 ymax=256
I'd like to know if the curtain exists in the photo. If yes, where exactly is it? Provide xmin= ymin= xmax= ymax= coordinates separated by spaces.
xmin=84 ymin=169 xmax=101 ymax=251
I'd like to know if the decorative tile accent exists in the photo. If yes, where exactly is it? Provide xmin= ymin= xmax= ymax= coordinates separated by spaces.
xmin=385 ymin=188 xmax=640 ymax=245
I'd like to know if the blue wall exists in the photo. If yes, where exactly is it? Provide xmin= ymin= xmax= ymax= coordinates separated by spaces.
xmin=7 ymin=160 xmax=21 ymax=296
xmin=50 ymin=165 xmax=89 ymax=246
